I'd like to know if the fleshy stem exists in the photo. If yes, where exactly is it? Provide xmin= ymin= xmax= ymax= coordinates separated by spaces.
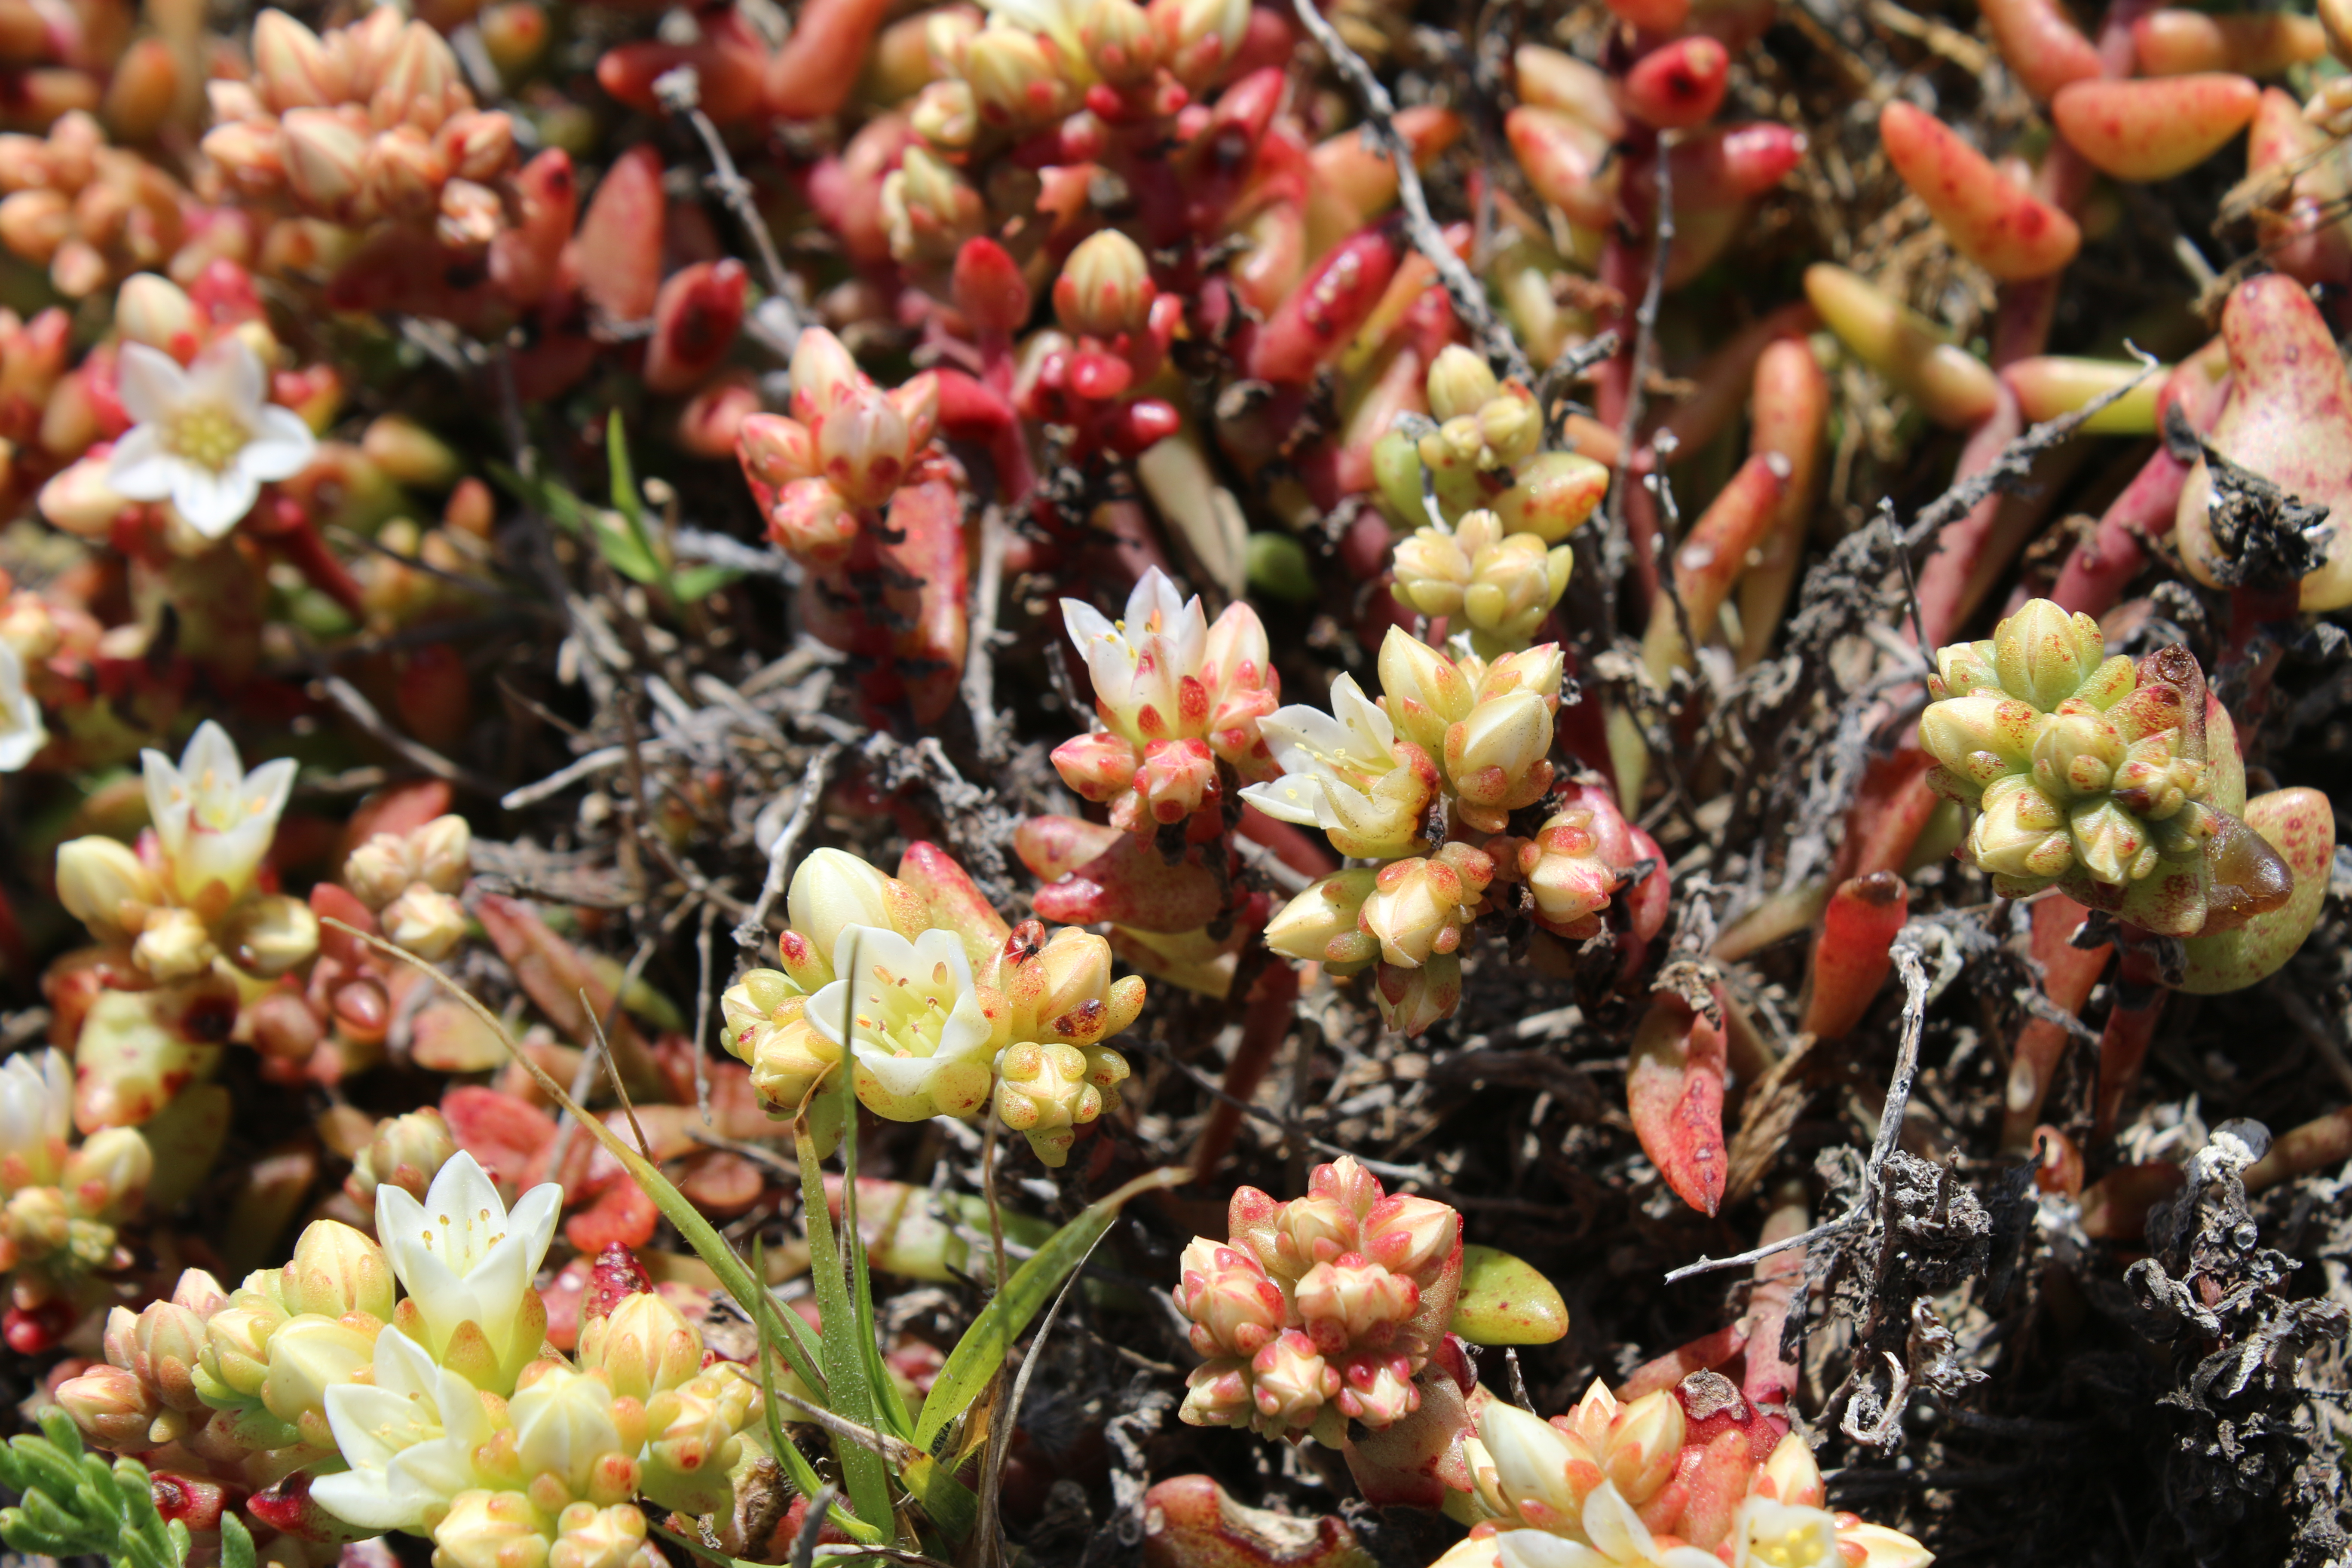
xmin=1287 ymin=0 xmax=1531 ymax=385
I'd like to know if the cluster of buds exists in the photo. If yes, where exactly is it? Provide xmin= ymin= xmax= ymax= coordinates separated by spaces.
xmin=1390 ymin=507 xmax=1574 ymax=658
xmin=201 ymin=8 xmax=518 ymax=242
xmin=1445 ymin=1381 xmax=1929 ymax=1568
xmin=1053 ymin=566 xmax=1281 ymax=833
xmin=1919 ymin=599 xmax=2291 ymax=937
xmin=736 ymin=328 xmax=942 ymax=566
xmin=1175 ymin=1158 xmax=1463 ymax=1441
xmin=1374 ymin=347 xmax=1612 ymax=545
xmin=906 ymin=0 xmax=1249 ymax=157
xmin=54 ymin=721 xmax=312 ymax=985
xmin=1255 ymin=630 xmax=1589 ymax=1033
xmin=58 ymin=1153 xmax=761 ymax=1564
xmin=0 ymin=1050 xmax=150 ymax=1352
xmin=0 ymin=112 xmax=190 ymax=299
xmin=721 ymin=845 xmax=1143 ymax=1164
xmin=341 ymin=812 xmax=471 ymax=961
xmin=1014 ymin=231 xmax=1187 ymax=459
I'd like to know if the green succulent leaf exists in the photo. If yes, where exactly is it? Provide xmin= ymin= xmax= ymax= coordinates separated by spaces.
xmin=1449 ymin=1244 xmax=1571 ymax=1345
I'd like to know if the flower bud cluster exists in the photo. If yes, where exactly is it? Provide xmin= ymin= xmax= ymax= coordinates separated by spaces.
xmin=720 ymin=846 xmax=1144 ymax=1164
xmin=1175 ymin=1157 xmax=1463 ymax=1440
xmin=1919 ymin=599 xmax=2282 ymax=935
xmin=1247 ymin=629 xmax=1570 ymax=1034
xmin=200 ymin=9 xmax=519 ymax=240
xmin=343 ymin=812 xmax=472 ymax=960
xmin=1447 ymin=1381 xmax=1929 ymax=1568
xmin=1374 ymin=348 xmax=1611 ymax=545
xmin=55 ymin=721 xmax=310 ymax=985
xmin=0 ymin=1050 xmax=150 ymax=1339
xmin=735 ymin=328 xmax=942 ymax=567
xmin=1391 ymin=508 xmax=1575 ymax=657
xmin=1054 ymin=566 xmax=1281 ymax=833
xmin=56 ymin=1157 xmax=749 ymax=1564
xmin=0 ymin=113 xmax=190 ymax=299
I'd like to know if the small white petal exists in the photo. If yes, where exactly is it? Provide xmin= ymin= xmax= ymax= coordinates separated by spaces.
xmin=115 ymin=343 xmax=189 ymax=428
xmin=188 ymin=334 xmax=266 ymax=416
xmin=104 ymin=427 xmax=177 ymax=501
xmin=235 ymin=404 xmax=318 ymax=482
xmin=173 ymin=462 xmax=258 ymax=538
xmin=1496 ymin=1534 xmax=1613 ymax=1568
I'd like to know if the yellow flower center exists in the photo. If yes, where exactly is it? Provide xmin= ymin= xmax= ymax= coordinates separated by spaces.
xmin=164 ymin=402 xmax=251 ymax=472
xmin=1750 ymin=1526 xmax=1832 ymax=1568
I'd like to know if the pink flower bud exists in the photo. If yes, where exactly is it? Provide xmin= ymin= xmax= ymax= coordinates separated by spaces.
xmin=1294 ymin=1257 xmax=1417 ymax=1350
xmin=1133 ymin=737 xmax=1218 ymax=825
xmin=1332 ymin=1353 xmax=1419 ymax=1427
xmin=766 ymin=476 xmax=860 ymax=563
xmin=1360 ymin=1194 xmax=1458 ymax=1283
xmin=1176 ymin=1237 xmax=1286 ymax=1358
xmin=738 ymin=413 xmax=818 ymax=487
xmin=1248 ymin=1330 xmax=1335 ymax=1433
xmin=1179 ymin=1359 xmax=1254 ymax=1427
xmin=814 ymin=380 xmax=913 ymax=507
xmin=1051 ymin=732 xmax=1141 ymax=803
xmin=1374 ymin=953 xmax=1461 ymax=1037
xmin=1270 ymin=1194 xmax=1357 ymax=1276
xmin=280 ymin=109 xmax=368 ymax=215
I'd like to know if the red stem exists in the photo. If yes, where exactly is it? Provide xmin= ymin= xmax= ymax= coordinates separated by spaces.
xmin=1188 ymin=959 xmax=1301 ymax=1180
xmin=2092 ymin=943 xmax=2168 ymax=1140
xmin=1999 ymin=893 xmax=2112 ymax=1152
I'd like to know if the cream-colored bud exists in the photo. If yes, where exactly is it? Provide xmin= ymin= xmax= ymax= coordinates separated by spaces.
xmin=2068 ymin=797 xmax=2157 ymax=885
xmin=55 ymin=835 xmax=161 ymax=944
xmin=1376 ymin=627 xmax=1476 ymax=756
xmin=380 ymin=884 xmax=467 ymax=960
xmin=1054 ymin=229 xmax=1156 ymax=339
xmin=412 ymin=814 xmax=472 ymax=891
xmin=1390 ymin=527 xmax=1473 ymax=619
xmin=431 ymin=1489 xmax=552 ymax=1568
xmin=1917 ymin=695 xmax=2043 ymax=793
xmin=59 ymin=1127 xmax=150 ymax=1222
xmin=1444 ymin=689 xmax=1554 ymax=798
xmin=133 ymin=907 xmax=217 ymax=981
xmin=346 ymin=1106 xmax=456 ymax=1207
xmin=1476 ymin=387 xmax=1541 ymax=468
xmin=252 ymin=9 xmax=347 ymax=110
xmin=994 ymin=1041 xmax=1100 ymax=1166
xmin=1263 ymin=870 xmax=1381 ymax=972
xmin=1373 ymin=952 xmax=1461 ymax=1035
xmin=342 ymin=833 xmax=414 ymax=909
xmin=37 ymin=457 xmax=132 ymax=539
xmin=578 ymin=1290 xmax=703 ymax=1404
xmin=114 ymin=273 xmax=195 ymax=354
xmin=259 ymin=1313 xmax=373 ymax=1429
xmin=1463 ymin=531 xmax=1572 ymax=652
xmin=910 ymin=78 xmax=979 ymax=150
xmin=220 ymin=892 xmax=320 ymax=977
xmin=964 ymin=23 xmax=1067 ymax=129
xmin=785 ymin=848 xmax=903 ymax=972
xmin=1359 ymin=854 xmax=1486 ymax=968
xmin=1426 ymin=346 xmax=1501 ymax=423
xmin=279 ymin=109 xmax=368 ymax=214
xmin=280 ymin=1219 xmax=395 ymax=1321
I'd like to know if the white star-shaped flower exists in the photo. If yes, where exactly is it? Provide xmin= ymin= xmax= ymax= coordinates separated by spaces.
xmin=107 ymin=337 xmax=316 ymax=540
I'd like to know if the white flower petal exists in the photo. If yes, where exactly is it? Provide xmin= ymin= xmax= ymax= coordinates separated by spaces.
xmin=308 ymin=1469 xmax=418 ymax=1533
xmin=318 ymin=1383 xmax=418 ymax=1472
xmin=235 ymin=404 xmax=318 ymax=482
xmin=104 ymin=426 xmax=177 ymax=501
xmin=1581 ymin=1482 xmax=1661 ymax=1565
xmin=1496 ymin=1533 xmax=1614 ymax=1568
xmin=1237 ymin=776 xmax=1326 ymax=827
xmin=172 ymin=461 xmax=257 ymax=538
xmin=188 ymin=334 xmax=266 ymax=416
xmin=1060 ymin=598 xmax=1115 ymax=653
xmin=115 ymin=343 xmax=189 ymax=428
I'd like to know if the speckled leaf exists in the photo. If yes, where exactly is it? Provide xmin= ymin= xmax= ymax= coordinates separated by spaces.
xmin=1449 ymin=1244 xmax=1570 ymax=1345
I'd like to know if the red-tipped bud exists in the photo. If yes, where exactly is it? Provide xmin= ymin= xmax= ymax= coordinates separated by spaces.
xmin=952 ymin=236 xmax=1032 ymax=334
xmin=1619 ymin=36 xmax=1727 ymax=130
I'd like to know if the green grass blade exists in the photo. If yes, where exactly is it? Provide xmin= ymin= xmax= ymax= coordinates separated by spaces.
xmin=914 ymin=1166 xmax=1188 ymax=1450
